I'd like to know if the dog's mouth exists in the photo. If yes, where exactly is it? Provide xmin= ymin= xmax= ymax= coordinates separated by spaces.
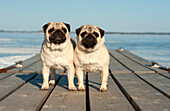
xmin=49 ymin=30 xmax=66 ymax=44
xmin=81 ymin=33 xmax=97 ymax=48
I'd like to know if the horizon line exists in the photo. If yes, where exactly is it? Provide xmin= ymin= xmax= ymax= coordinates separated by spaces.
xmin=0 ymin=30 xmax=170 ymax=35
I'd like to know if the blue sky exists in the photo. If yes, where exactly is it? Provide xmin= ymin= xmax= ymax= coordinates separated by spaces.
xmin=0 ymin=0 xmax=170 ymax=32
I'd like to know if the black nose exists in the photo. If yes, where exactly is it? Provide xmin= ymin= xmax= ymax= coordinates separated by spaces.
xmin=52 ymin=30 xmax=63 ymax=37
xmin=55 ymin=30 xmax=61 ymax=33
xmin=49 ymin=29 xmax=66 ymax=44
xmin=86 ymin=33 xmax=94 ymax=40
xmin=81 ymin=33 xmax=97 ymax=48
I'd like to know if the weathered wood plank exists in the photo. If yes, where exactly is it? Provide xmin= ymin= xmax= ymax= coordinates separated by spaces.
xmin=19 ymin=60 xmax=63 ymax=74
xmin=0 ymin=73 xmax=14 ymax=80
xmin=118 ymin=50 xmax=168 ymax=73
xmin=1 ymin=50 xmax=169 ymax=111
xmin=0 ymin=73 xmax=60 ymax=111
xmin=109 ymin=50 xmax=155 ymax=73
xmin=88 ymin=73 xmax=134 ymax=111
xmin=136 ymin=73 xmax=170 ymax=96
xmin=109 ymin=55 xmax=131 ymax=73
xmin=118 ymin=50 xmax=152 ymax=65
xmin=113 ymin=73 xmax=170 ymax=110
xmin=0 ymin=73 xmax=37 ymax=101
xmin=22 ymin=60 xmax=42 ymax=72
xmin=41 ymin=74 xmax=85 ymax=111
xmin=7 ymin=54 xmax=41 ymax=73
xmin=160 ymin=73 xmax=170 ymax=78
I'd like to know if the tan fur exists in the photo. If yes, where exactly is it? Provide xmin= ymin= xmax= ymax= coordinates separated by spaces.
xmin=40 ymin=22 xmax=77 ymax=91
xmin=74 ymin=25 xmax=110 ymax=91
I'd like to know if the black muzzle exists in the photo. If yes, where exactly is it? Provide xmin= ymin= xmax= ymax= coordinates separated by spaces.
xmin=49 ymin=30 xmax=66 ymax=44
xmin=81 ymin=33 xmax=97 ymax=48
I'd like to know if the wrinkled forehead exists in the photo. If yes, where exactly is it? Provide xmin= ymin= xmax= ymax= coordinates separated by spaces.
xmin=48 ymin=22 xmax=65 ymax=29
xmin=82 ymin=25 xmax=99 ymax=33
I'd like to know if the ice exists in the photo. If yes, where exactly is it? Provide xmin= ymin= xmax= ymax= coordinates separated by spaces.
xmin=0 ymin=38 xmax=12 ymax=43
xmin=0 ymin=47 xmax=40 ymax=69
xmin=0 ymin=47 xmax=40 ymax=54
xmin=0 ymin=33 xmax=170 ymax=69
xmin=0 ymin=54 xmax=35 ymax=69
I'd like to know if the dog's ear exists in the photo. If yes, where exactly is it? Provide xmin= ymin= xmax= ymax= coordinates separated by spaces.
xmin=75 ymin=28 xmax=81 ymax=36
xmin=42 ymin=22 xmax=50 ymax=33
xmin=98 ymin=27 xmax=105 ymax=38
xmin=75 ymin=26 xmax=83 ymax=36
xmin=63 ymin=22 xmax=71 ymax=32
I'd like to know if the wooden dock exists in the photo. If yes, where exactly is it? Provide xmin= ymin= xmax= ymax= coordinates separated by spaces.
xmin=0 ymin=50 xmax=169 ymax=111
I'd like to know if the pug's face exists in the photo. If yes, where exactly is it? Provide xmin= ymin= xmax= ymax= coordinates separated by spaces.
xmin=43 ymin=22 xmax=70 ymax=45
xmin=76 ymin=25 xmax=105 ymax=51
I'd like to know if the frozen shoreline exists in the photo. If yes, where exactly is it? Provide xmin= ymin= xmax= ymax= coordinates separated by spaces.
xmin=0 ymin=51 xmax=170 ymax=69
xmin=0 ymin=54 xmax=35 ymax=69
xmin=0 ymin=47 xmax=40 ymax=69
xmin=0 ymin=33 xmax=170 ymax=69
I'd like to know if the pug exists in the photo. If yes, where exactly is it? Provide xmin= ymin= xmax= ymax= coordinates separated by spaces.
xmin=40 ymin=22 xmax=77 ymax=91
xmin=74 ymin=25 xmax=110 ymax=92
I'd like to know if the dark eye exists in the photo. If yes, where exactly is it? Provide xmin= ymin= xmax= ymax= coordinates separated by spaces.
xmin=81 ymin=31 xmax=87 ymax=37
xmin=93 ymin=32 xmax=99 ymax=37
xmin=62 ymin=27 xmax=67 ymax=33
xmin=48 ymin=28 xmax=54 ymax=34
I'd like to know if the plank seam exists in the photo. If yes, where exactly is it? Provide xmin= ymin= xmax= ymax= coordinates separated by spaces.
xmin=109 ymin=69 xmax=142 ymax=111
xmin=6 ymin=54 xmax=40 ymax=73
xmin=117 ymin=50 xmax=158 ymax=73
xmin=157 ymin=73 xmax=170 ymax=80
xmin=85 ymin=72 xmax=91 ymax=111
xmin=19 ymin=59 xmax=41 ymax=73
xmin=0 ymin=73 xmax=38 ymax=102
xmin=109 ymin=52 xmax=134 ymax=73
xmin=117 ymin=50 xmax=170 ymax=79
xmin=134 ymin=73 xmax=170 ymax=99
xmin=110 ymin=51 xmax=170 ymax=99
xmin=36 ymin=72 xmax=64 ymax=111
xmin=0 ymin=73 xmax=14 ymax=81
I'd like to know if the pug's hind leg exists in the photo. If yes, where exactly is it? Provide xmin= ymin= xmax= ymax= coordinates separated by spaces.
xmin=49 ymin=68 xmax=55 ymax=85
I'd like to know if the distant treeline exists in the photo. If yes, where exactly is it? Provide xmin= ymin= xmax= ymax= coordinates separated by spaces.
xmin=0 ymin=30 xmax=42 ymax=33
xmin=1 ymin=30 xmax=170 ymax=35
xmin=105 ymin=32 xmax=170 ymax=35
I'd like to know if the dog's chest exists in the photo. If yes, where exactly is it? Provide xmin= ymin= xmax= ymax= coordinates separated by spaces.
xmin=77 ymin=52 xmax=103 ymax=72
xmin=83 ymin=63 xmax=102 ymax=73
xmin=45 ymin=52 xmax=67 ymax=70
xmin=51 ymin=55 xmax=65 ymax=68
xmin=79 ymin=59 xmax=103 ymax=73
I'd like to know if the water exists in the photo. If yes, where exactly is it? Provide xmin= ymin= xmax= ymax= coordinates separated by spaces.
xmin=0 ymin=33 xmax=43 ymax=68
xmin=105 ymin=34 xmax=170 ymax=67
xmin=0 ymin=32 xmax=170 ymax=68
